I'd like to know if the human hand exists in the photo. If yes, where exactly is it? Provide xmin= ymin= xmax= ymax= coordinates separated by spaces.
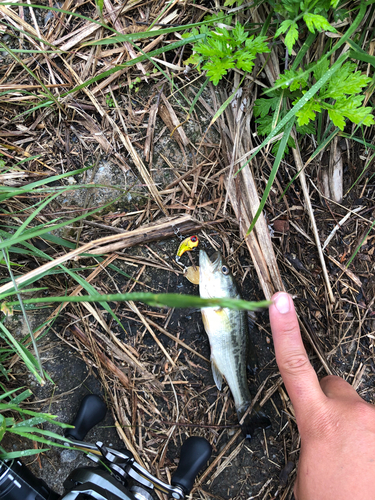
xmin=269 ymin=292 xmax=375 ymax=500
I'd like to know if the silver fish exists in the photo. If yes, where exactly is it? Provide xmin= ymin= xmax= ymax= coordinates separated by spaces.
xmin=199 ymin=250 xmax=269 ymax=436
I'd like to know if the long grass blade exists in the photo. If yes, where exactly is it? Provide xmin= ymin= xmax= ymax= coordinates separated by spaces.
xmin=246 ymin=116 xmax=295 ymax=235
xmin=0 ymin=240 xmax=44 ymax=382
xmin=5 ymin=292 xmax=271 ymax=312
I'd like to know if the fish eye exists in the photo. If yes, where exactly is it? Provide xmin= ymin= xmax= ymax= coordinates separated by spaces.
xmin=221 ymin=265 xmax=230 ymax=275
xmin=191 ymin=236 xmax=198 ymax=242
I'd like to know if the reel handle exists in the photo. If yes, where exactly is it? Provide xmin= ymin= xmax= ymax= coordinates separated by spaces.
xmin=65 ymin=395 xmax=107 ymax=441
xmin=171 ymin=437 xmax=212 ymax=494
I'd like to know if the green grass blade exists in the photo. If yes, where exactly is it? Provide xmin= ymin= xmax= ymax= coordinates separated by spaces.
xmin=209 ymin=77 xmax=245 ymax=127
xmin=13 ymin=192 xmax=61 ymax=239
xmin=6 ymin=431 xmax=70 ymax=449
xmin=0 ymin=322 xmax=44 ymax=384
xmin=0 ymin=193 xmax=125 ymax=252
xmin=0 ymin=165 xmax=93 ymax=203
xmin=291 ymin=32 xmax=316 ymax=70
xmin=10 ymin=389 xmax=32 ymax=404
xmin=1 ymin=242 xmax=44 ymax=381
xmin=6 ymin=292 xmax=271 ymax=312
xmin=188 ymin=77 xmax=210 ymax=116
xmin=0 ymin=449 xmax=50 ymax=459
xmin=347 ymin=218 xmax=375 ymax=267
xmin=0 ymin=43 xmax=61 ymax=110
xmin=246 ymin=117 xmax=295 ymax=235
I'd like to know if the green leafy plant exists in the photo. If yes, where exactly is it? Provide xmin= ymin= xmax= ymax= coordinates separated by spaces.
xmin=129 ymin=76 xmax=142 ymax=92
xmin=105 ymin=94 xmax=115 ymax=108
xmin=255 ymin=59 xmax=374 ymax=149
xmin=272 ymin=0 xmax=339 ymax=53
xmin=293 ymin=60 xmax=374 ymax=129
xmin=254 ymin=90 xmax=316 ymax=155
xmin=183 ymin=14 xmax=270 ymax=85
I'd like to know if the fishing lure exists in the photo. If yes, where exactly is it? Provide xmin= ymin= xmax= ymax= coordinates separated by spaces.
xmin=176 ymin=235 xmax=199 ymax=258
xmin=176 ymin=235 xmax=200 ymax=284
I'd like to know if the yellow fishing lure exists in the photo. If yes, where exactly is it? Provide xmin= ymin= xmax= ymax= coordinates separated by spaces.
xmin=176 ymin=235 xmax=199 ymax=257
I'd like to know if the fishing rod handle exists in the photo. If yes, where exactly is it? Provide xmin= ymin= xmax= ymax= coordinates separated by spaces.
xmin=171 ymin=437 xmax=212 ymax=494
xmin=65 ymin=394 xmax=107 ymax=441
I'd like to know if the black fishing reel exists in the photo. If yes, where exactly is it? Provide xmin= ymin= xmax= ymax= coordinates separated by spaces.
xmin=0 ymin=395 xmax=212 ymax=500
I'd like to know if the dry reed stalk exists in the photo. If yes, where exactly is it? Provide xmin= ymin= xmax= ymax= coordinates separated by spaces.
xmin=69 ymin=325 xmax=131 ymax=388
xmin=291 ymin=133 xmax=335 ymax=303
xmin=160 ymin=94 xmax=189 ymax=146
xmin=0 ymin=215 xmax=201 ymax=295
xmin=127 ymin=300 xmax=175 ymax=367
xmin=327 ymin=255 xmax=362 ymax=288
xmin=213 ymin=88 xmax=283 ymax=299
xmin=195 ymin=429 xmax=242 ymax=487
xmin=91 ymin=327 xmax=163 ymax=388
xmin=146 ymin=317 xmax=209 ymax=363
xmin=103 ymin=0 xmax=147 ymax=76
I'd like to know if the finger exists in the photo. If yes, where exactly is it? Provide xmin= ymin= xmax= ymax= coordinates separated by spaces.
xmin=269 ymin=292 xmax=326 ymax=420
xmin=320 ymin=375 xmax=363 ymax=401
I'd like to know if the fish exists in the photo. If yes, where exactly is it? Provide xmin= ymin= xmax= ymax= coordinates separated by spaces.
xmin=199 ymin=249 xmax=270 ymax=438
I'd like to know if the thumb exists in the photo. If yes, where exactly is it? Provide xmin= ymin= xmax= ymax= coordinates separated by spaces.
xmin=269 ymin=292 xmax=326 ymax=422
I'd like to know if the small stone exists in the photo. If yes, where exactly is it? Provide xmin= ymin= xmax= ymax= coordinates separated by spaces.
xmin=273 ymin=219 xmax=289 ymax=233
xmin=60 ymin=449 xmax=80 ymax=463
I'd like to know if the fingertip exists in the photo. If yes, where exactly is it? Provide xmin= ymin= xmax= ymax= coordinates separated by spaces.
xmin=269 ymin=292 xmax=305 ymax=371
xmin=269 ymin=293 xmax=298 ymax=336
xmin=272 ymin=292 xmax=294 ymax=315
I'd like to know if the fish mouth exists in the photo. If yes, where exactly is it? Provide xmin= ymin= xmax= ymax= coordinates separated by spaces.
xmin=199 ymin=250 xmax=222 ymax=272
xmin=199 ymin=250 xmax=223 ymax=299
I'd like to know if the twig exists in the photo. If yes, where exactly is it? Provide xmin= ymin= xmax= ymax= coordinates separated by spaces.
xmin=291 ymin=132 xmax=335 ymax=303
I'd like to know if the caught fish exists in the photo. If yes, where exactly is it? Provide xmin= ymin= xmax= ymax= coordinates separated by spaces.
xmin=199 ymin=250 xmax=270 ymax=438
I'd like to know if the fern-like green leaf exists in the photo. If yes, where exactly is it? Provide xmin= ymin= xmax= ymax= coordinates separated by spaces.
xmin=254 ymin=97 xmax=280 ymax=118
xmin=303 ymin=13 xmax=337 ymax=34
xmin=295 ymin=97 xmax=322 ymax=126
xmin=203 ymin=57 xmax=234 ymax=85
xmin=320 ymin=62 xmax=372 ymax=99
xmin=326 ymin=95 xmax=375 ymax=129
xmin=284 ymin=22 xmax=299 ymax=53
xmin=232 ymin=22 xmax=248 ymax=45
xmin=275 ymin=68 xmax=308 ymax=91
xmin=275 ymin=20 xmax=299 ymax=53
xmin=245 ymin=35 xmax=270 ymax=55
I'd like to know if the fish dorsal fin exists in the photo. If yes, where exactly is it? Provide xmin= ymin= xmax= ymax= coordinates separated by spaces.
xmin=211 ymin=358 xmax=223 ymax=390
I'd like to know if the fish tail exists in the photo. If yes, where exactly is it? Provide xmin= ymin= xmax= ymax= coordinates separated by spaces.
xmin=237 ymin=405 xmax=271 ymax=440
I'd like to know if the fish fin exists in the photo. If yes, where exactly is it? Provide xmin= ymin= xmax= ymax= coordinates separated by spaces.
xmin=211 ymin=359 xmax=223 ymax=390
xmin=239 ymin=406 xmax=271 ymax=440
xmin=201 ymin=310 xmax=210 ymax=334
